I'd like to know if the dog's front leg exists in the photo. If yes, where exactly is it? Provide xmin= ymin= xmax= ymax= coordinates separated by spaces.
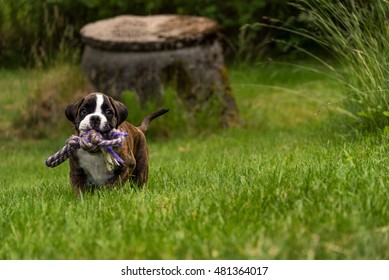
xmin=69 ymin=168 xmax=89 ymax=193
xmin=69 ymin=156 xmax=89 ymax=193
xmin=106 ymin=167 xmax=130 ymax=187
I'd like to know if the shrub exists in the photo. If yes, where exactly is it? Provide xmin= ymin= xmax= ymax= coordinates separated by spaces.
xmin=13 ymin=64 xmax=91 ymax=138
xmin=0 ymin=0 xmax=301 ymax=66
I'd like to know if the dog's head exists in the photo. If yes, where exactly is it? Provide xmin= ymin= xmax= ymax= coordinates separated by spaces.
xmin=65 ymin=93 xmax=128 ymax=133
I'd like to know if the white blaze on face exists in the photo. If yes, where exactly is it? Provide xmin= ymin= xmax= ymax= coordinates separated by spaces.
xmin=79 ymin=93 xmax=109 ymax=131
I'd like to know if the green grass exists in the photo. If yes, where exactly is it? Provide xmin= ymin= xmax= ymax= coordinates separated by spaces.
xmin=0 ymin=63 xmax=388 ymax=259
xmin=295 ymin=0 xmax=389 ymax=130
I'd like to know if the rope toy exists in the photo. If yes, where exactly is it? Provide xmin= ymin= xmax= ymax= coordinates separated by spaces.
xmin=45 ymin=129 xmax=128 ymax=171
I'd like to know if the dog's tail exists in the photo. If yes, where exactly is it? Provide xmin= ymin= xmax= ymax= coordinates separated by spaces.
xmin=139 ymin=108 xmax=169 ymax=133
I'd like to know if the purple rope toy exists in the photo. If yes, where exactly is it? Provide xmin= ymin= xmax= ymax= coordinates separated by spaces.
xmin=45 ymin=129 xmax=128 ymax=169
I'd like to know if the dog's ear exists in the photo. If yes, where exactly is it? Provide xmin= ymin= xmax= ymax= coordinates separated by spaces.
xmin=65 ymin=98 xmax=84 ymax=123
xmin=108 ymin=97 xmax=128 ymax=127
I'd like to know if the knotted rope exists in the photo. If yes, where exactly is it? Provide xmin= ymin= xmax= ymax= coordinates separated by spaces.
xmin=45 ymin=129 xmax=128 ymax=171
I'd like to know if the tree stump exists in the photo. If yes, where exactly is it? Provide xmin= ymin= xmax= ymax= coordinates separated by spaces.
xmin=80 ymin=15 xmax=239 ymax=127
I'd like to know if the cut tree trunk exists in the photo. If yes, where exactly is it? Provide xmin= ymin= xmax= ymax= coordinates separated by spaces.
xmin=80 ymin=15 xmax=239 ymax=127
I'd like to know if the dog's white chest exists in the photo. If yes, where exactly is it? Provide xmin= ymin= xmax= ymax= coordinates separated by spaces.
xmin=76 ymin=149 xmax=114 ymax=186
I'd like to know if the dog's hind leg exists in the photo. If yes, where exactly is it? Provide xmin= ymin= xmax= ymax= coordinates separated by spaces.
xmin=132 ymin=136 xmax=149 ymax=187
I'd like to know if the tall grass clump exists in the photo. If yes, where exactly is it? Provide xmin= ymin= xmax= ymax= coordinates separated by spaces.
xmin=296 ymin=0 xmax=389 ymax=131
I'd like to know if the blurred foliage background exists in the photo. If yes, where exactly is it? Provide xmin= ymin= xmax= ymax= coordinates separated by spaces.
xmin=0 ymin=0 xmax=316 ymax=67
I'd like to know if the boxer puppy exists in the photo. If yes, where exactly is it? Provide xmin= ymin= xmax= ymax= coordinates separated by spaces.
xmin=65 ymin=92 xmax=168 ymax=192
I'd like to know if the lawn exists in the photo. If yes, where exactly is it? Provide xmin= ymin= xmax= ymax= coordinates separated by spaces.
xmin=0 ymin=63 xmax=388 ymax=259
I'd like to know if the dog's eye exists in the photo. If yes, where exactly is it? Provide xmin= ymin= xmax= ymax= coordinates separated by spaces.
xmin=105 ymin=109 xmax=113 ymax=116
xmin=80 ymin=108 xmax=88 ymax=116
